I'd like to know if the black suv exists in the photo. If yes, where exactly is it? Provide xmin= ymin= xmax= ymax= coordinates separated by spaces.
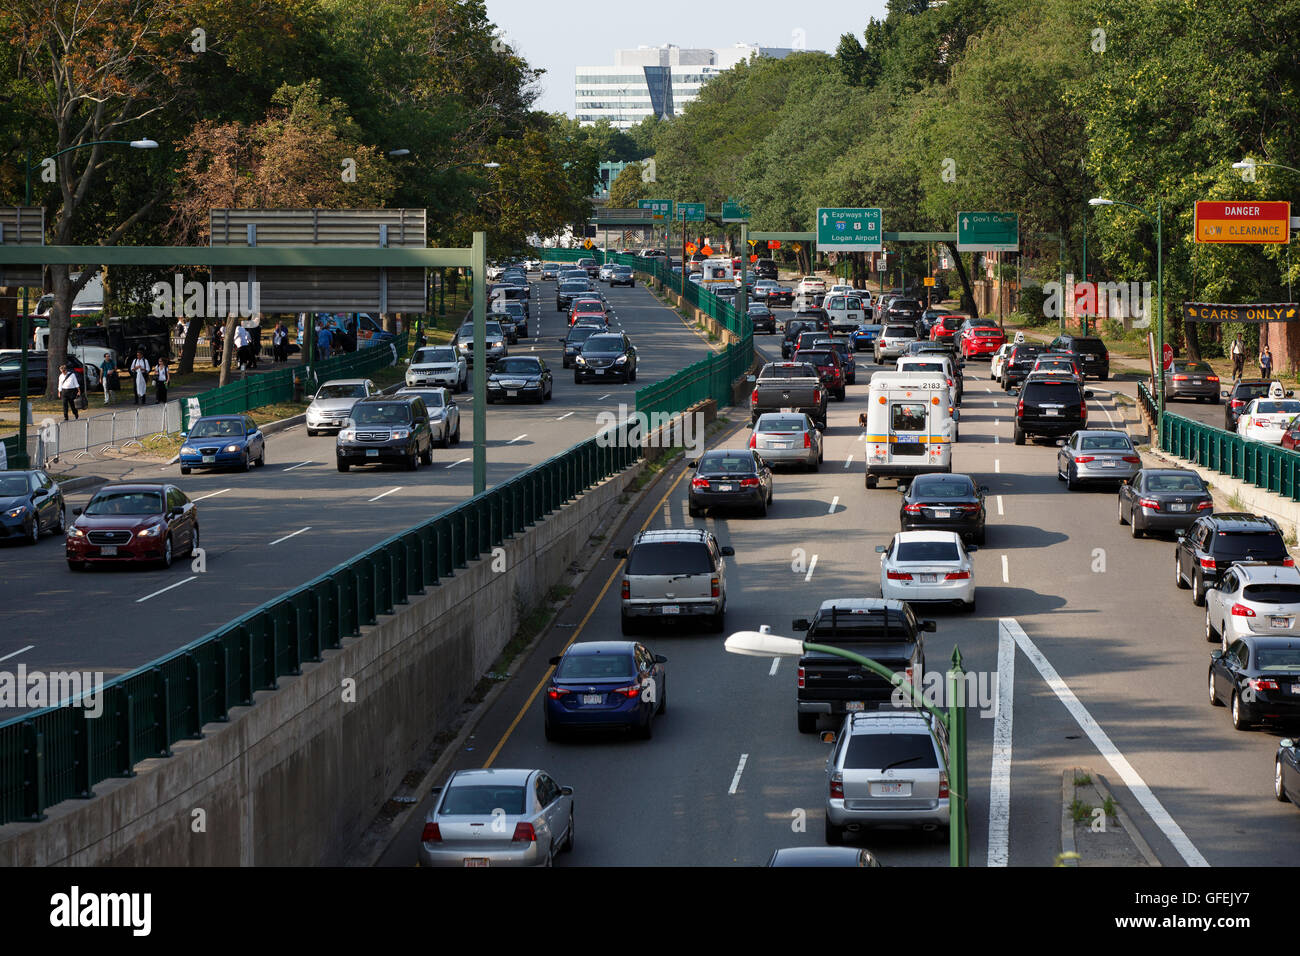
xmin=1223 ymin=379 xmax=1275 ymax=431
xmin=336 ymin=395 xmax=434 ymax=471
xmin=574 ymin=332 xmax=638 ymax=384
xmin=781 ymin=320 xmax=818 ymax=359
xmin=1013 ymin=375 xmax=1093 ymax=444
xmin=1002 ymin=344 xmax=1045 ymax=390
xmin=1175 ymin=514 xmax=1293 ymax=606
xmin=753 ymin=258 xmax=779 ymax=280
xmin=886 ymin=298 xmax=924 ymax=325
xmin=1047 ymin=335 xmax=1110 ymax=380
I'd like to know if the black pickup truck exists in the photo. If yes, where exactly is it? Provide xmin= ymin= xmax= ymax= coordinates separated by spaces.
xmin=750 ymin=361 xmax=827 ymax=428
xmin=793 ymin=599 xmax=935 ymax=734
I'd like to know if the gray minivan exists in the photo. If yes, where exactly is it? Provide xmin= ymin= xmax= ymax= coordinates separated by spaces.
xmin=614 ymin=529 xmax=734 ymax=634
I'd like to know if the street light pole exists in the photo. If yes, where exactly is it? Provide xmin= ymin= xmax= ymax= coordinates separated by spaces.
xmin=471 ymin=230 xmax=487 ymax=495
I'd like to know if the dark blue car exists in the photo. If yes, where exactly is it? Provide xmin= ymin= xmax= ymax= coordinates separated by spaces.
xmin=544 ymin=641 xmax=667 ymax=740
xmin=179 ymin=414 xmax=266 ymax=474
xmin=852 ymin=324 xmax=882 ymax=353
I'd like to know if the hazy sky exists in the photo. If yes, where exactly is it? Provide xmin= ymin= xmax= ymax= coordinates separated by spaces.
xmin=483 ymin=0 xmax=890 ymax=117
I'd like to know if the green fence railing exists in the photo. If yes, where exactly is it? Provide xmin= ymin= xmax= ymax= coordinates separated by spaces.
xmin=0 ymin=419 xmax=639 ymax=825
xmin=1 ymin=434 xmax=19 ymax=468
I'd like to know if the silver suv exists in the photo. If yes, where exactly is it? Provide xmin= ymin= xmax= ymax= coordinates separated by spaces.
xmin=614 ymin=529 xmax=734 ymax=634
xmin=824 ymin=710 xmax=950 ymax=843
xmin=874 ymin=324 xmax=920 ymax=364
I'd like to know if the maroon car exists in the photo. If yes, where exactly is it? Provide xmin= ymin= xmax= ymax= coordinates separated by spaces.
xmin=794 ymin=348 xmax=846 ymax=401
xmin=66 ymin=482 xmax=199 ymax=571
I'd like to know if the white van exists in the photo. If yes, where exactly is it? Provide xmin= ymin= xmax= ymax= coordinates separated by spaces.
xmin=864 ymin=372 xmax=956 ymax=488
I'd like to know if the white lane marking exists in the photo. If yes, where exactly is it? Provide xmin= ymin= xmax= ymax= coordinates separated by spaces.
xmin=995 ymin=459 xmax=1001 ymax=473
xmin=283 ymin=460 xmax=313 ymax=472
xmin=269 ymin=527 xmax=312 ymax=546
xmin=1001 ymin=554 xmax=1009 ymax=583
xmin=598 ymin=393 xmax=612 ymax=400
xmin=0 ymin=645 xmax=35 ymax=663
xmin=988 ymin=619 xmax=1017 ymax=867
xmin=556 ymin=411 xmax=575 ymax=420
xmin=829 ymin=495 xmax=839 ymax=514
xmin=995 ymin=434 xmax=1000 ymax=444
xmin=368 ymin=487 xmax=402 ymax=502
xmin=508 ymin=434 xmax=527 ymax=444
xmin=1001 ymin=617 xmax=1209 ymax=867
xmin=993 ymin=400 xmax=999 ymax=407
xmin=984 ymin=387 xmax=992 ymax=393
xmin=769 ymin=657 xmax=780 ymax=677
xmin=1091 ymin=399 xmax=1118 ymax=427
xmin=996 ymin=495 xmax=1004 ymax=516
xmin=728 ymin=753 xmax=749 ymax=795
xmin=663 ymin=499 xmax=672 ymax=526
xmin=804 ymin=554 xmax=818 ymax=583
xmin=844 ymin=455 xmax=853 ymax=469
xmin=193 ymin=488 xmax=232 ymax=501
xmin=136 ymin=576 xmax=197 ymax=603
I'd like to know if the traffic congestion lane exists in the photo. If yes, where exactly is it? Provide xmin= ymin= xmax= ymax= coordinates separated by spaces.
xmin=0 ymin=278 xmax=717 ymax=683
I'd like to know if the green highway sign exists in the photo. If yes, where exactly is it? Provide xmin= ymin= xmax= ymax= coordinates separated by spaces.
xmin=638 ymin=198 xmax=675 ymax=220
xmin=721 ymin=200 xmax=750 ymax=222
xmin=956 ymin=211 xmax=1019 ymax=252
xmin=816 ymin=207 xmax=883 ymax=252
xmin=678 ymin=202 xmax=706 ymax=222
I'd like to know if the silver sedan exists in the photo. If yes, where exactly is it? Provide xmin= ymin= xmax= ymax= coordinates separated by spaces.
xmin=752 ymin=412 xmax=823 ymax=470
xmin=1057 ymin=429 xmax=1141 ymax=489
xmin=418 ymin=768 xmax=574 ymax=867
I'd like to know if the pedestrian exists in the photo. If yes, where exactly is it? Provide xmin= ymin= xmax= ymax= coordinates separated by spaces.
xmin=272 ymin=321 xmax=289 ymax=363
xmin=233 ymin=322 xmax=253 ymax=369
xmin=248 ymin=316 xmax=262 ymax=367
xmin=153 ymin=357 xmax=169 ymax=404
xmin=1260 ymin=345 xmax=1274 ymax=380
xmin=100 ymin=351 xmax=115 ymax=405
xmin=1231 ymin=333 xmax=1244 ymax=380
xmin=316 ymin=321 xmax=332 ymax=360
xmin=212 ymin=323 xmax=224 ymax=367
xmin=130 ymin=349 xmax=150 ymax=405
xmin=58 ymin=364 xmax=81 ymax=421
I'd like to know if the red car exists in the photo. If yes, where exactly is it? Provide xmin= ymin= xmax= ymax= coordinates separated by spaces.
xmin=960 ymin=325 xmax=1006 ymax=359
xmin=930 ymin=314 xmax=967 ymax=341
xmin=66 ymin=482 xmax=199 ymax=571
xmin=569 ymin=310 xmax=608 ymax=329
xmin=794 ymin=347 xmax=846 ymax=401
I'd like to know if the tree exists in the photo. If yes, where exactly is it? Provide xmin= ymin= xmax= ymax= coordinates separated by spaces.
xmin=608 ymin=164 xmax=650 ymax=208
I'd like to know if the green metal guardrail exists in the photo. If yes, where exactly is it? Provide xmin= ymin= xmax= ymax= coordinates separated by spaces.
xmin=0 ymin=420 xmax=638 ymax=824
xmin=1155 ymin=382 xmax=1300 ymax=501
xmin=1 ymin=434 xmax=19 ymax=467
xmin=1137 ymin=380 xmax=1159 ymax=430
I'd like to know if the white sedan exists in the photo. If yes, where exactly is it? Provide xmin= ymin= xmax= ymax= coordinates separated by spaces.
xmin=877 ymin=530 xmax=978 ymax=611
xmin=1236 ymin=398 xmax=1300 ymax=444
xmin=990 ymin=343 xmax=1014 ymax=382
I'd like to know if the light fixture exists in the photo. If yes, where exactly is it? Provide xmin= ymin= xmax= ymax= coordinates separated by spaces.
xmin=1087 ymin=198 xmax=1113 ymax=206
xmin=129 ymin=139 xmax=158 ymax=149
xmin=1231 ymin=160 xmax=1252 ymax=170
xmin=724 ymin=630 xmax=804 ymax=658
xmin=388 ymin=148 xmax=411 ymax=157
xmin=483 ymin=162 xmax=501 ymax=169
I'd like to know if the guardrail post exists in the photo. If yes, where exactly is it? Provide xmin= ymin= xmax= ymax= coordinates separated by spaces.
xmin=406 ymin=534 xmax=424 ymax=595
xmin=358 ymin=556 xmax=377 ymax=625
xmin=297 ymin=589 xmax=323 ymax=663
xmin=113 ymin=683 xmax=137 ymax=777
xmin=214 ymin=637 xmax=230 ymax=721
xmin=184 ymin=651 xmax=205 ymax=739
xmin=390 ymin=541 xmax=408 ymax=606
xmin=152 ymin=667 xmax=173 ymax=757
xmin=236 ymin=624 xmax=256 ymax=705
xmin=335 ymin=568 xmax=360 ymax=637
xmin=21 ymin=720 xmax=47 ymax=821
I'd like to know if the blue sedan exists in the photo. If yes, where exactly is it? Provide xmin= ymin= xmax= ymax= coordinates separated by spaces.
xmin=852 ymin=324 xmax=882 ymax=353
xmin=544 ymin=641 xmax=667 ymax=740
xmin=180 ymin=414 xmax=266 ymax=474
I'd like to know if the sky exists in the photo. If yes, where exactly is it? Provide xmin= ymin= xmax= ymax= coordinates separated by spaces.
xmin=483 ymin=0 xmax=890 ymax=117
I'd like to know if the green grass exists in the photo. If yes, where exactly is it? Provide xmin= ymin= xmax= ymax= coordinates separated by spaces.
xmin=1074 ymin=772 xmax=1092 ymax=786
xmin=1102 ymin=795 xmax=1117 ymax=819
xmin=1070 ymin=798 xmax=1094 ymax=824
xmin=1227 ymin=490 xmax=1246 ymax=512
xmin=137 ymin=431 xmax=185 ymax=458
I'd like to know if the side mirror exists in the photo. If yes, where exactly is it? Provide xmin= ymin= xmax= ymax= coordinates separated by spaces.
xmin=179 ymin=432 xmax=187 ymax=440
xmin=558 ymin=338 xmax=567 ymax=344
xmin=1282 ymin=738 xmax=1295 ymax=749
xmin=613 ymin=548 xmax=628 ymax=559
xmin=967 ymin=545 xmax=979 ymax=553
xmin=921 ymin=620 xmax=938 ymax=632
xmin=1210 ymin=649 xmax=1223 ymax=661
xmin=875 ymin=545 xmax=887 ymax=553
xmin=720 ymin=546 xmax=735 ymax=557
xmin=548 ymin=656 xmax=562 ymax=666
xmin=654 ymin=654 xmax=668 ymax=664
xmin=979 ymin=485 xmax=990 ymax=493
xmin=429 ymin=786 xmax=443 ymax=796
xmin=1084 ymin=390 xmax=1095 ymax=399
xmin=74 ymin=507 xmax=83 ymax=515
xmin=792 ymin=618 xmax=810 ymax=631
xmin=405 ymin=358 xmax=411 ymax=364
xmin=561 ymin=786 xmax=574 ymax=796
xmin=746 ymin=374 xmax=757 ymax=383
xmin=688 ymin=459 xmax=698 ymax=468
xmin=1289 ymin=390 xmax=1295 ymax=398
xmin=1176 ymin=531 xmax=1186 ymax=540
xmin=821 ymin=731 xmax=837 ymax=744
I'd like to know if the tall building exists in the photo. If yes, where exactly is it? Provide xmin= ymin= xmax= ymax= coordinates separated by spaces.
xmin=575 ymin=43 xmax=802 ymax=129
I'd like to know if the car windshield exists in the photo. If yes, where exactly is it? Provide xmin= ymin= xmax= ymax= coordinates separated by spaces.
xmin=699 ymin=453 xmax=756 ymax=474
xmin=911 ymin=476 xmax=975 ymax=499
xmin=1235 ymin=385 xmax=1270 ymax=400
xmin=797 ymin=351 xmax=833 ymax=363
xmin=1214 ymin=531 xmax=1287 ymax=559
xmin=494 ymin=358 xmax=542 ymax=374
xmin=974 ymin=328 xmax=1002 ymax=336
xmin=1080 ymin=434 xmax=1132 ymax=451
xmin=844 ymin=733 xmax=938 ymax=771
xmin=0 ymin=475 xmax=31 ymax=496
xmin=440 ymin=785 xmax=525 ymax=816
xmin=351 ymin=403 xmax=411 ymax=425
xmin=757 ymin=417 xmax=808 ymax=431
xmin=402 ymin=390 xmax=445 ymax=408
xmin=556 ymin=653 xmax=636 ymax=680
xmin=627 ymin=542 xmax=713 ymax=575
xmin=895 ymin=540 xmax=960 ymax=562
xmin=567 ymin=327 xmax=599 ymax=343
xmin=1253 ymin=401 xmax=1300 ymax=414
xmin=413 ymin=348 xmax=455 ymax=364
xmin=85 ymin=490 xmax=163 ymax=516
xmin=1255 ymin=647 xmax=1300 ymax=671
xmin=188 ymin=419 xmax=244 ymax=438
xmin=560 ymin=282 xmax=588 ymax=291
xmin=1146 ymin=473 xmax=1204 ymax=492
xmin=584 ymin=336 xmax=623 ymax=352
xmin=316 ymin=384 xmax=366 ymax=399
xmin=763 ymin=365 xmax=816 ymax=379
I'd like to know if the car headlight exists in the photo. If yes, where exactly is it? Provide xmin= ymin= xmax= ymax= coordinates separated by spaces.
xmin=391 ymin=429 xmax=411 ymax=440
xmin=223 ymin=444 xmax=241 ymax=453
xmin=137 ymin=523 xmax=163 ymax=538
xmin=181 ymin=446 xmax=196 ymax=456
xmin=340 ymin=429 xmax=355 ymax=441
xmin=67 ymin=525 xmax=86 ymax=538
xmin=575 ymin=355 xmax=587 ymax=365
xmin=614 ymin=355 xmax=629 ymax=365
xmin=5 ymin=505 xmax=27 ymax=519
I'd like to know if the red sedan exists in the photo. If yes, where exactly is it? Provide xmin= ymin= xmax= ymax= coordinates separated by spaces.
xmin=930 ymin=314 xmax=967 ymax=341
xmin=66 ymin=482 xmax=199 ymax=571
xmin=960 ymin=325 xmax=1006 ymax=358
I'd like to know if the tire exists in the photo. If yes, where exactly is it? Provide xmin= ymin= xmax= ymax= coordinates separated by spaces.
xmin=307 ymin=428 xmax=317 ymax=437
xmin=239 ymin=454 xmax=250 ymax=473
xmin=688 ymin=502 xmax=702 ymax=518
xmin=629 ymin=366 xmax=637 ymax=382
xmin=406 ymin=449 xmax=419 ymax=471
xmin=756 ymin=496 xmax=768 ymax=518
xmin=25 ymin=518 xmax=39 ymax=545
xmin=975 ymin=528 xmax=986 ymax=546
xmin=1100 ymin=371 xmax=1110 ymax=381
xmin=962 ymin=595 xmax=977 ymax=613
xmin=1231 ymin=689 xmax=1253 ymax=730
xmin=1277 ymin=761 xmax=1289 ymax=802
xmin=824 ymin=817 xmax=844 ymax=845
xmin=337 ymin=460 xmax=349 ymax=472
xmin=639 ymin=712 xmax=654 ymax=740
xmin=574 ymin=374 xmax=582 ymax=385
xmin=452 ymin=425 xmax=461 ymax=446
xmin=1192 ymin=570 xmax=1206 ymax=607
xmin=836 ymin=388 xmax=846 ymax=401
xmin=657 ymin=683 xmax=666 ymax=715
xmin=1208 ymin=668 xmax=1223 ymax=706
xmin=160 ymin=534 xmax=174 ymax=569
xmin=180 ymin=466 xmax=192 ymax=475
xmin=67 ymin=560 xmax=85 ymax=572
xmin=420 ymin=443 xmax=433 ymax=466
xmin=561 ymin=809 xmax=575 ymax=851
xmin=865 ymin=474 xmax=878 ymax=489
xmin=256 ymin=445 xmax=266 ymax=467
xmin=1057 ymin=463 xmax=1066 ymax=482
xmin=709 ymin=607 xmax=726 ymax=633
xmin=1205 ymin=606 xmax=1220 ymax=643
xmin=55 ymin=506 xmax=65 ymax=535
xmin=798 ymin=713 xmax=818 ymax=734
xmin=1131 ymin=512 xmax=1143 ymax=538
xmin=1175 ymin=553 xmax=1189 ymax=588
xmin=620 ymin=613 xmax=637 ymax=636
xmin=1118 ymin=498 xmax=1127 ymax=524
xmin=1014 ymin=426 xmax=1025 ymax=445
xmin=1066 ymin=466 xmax=1078 ymax=491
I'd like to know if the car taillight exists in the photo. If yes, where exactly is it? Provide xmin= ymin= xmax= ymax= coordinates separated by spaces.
xmin=945 ymin=570 xmax=971 ymax=580
xmin=1207 ymin=376 xmax=1220 ymax=383
xmin=749 ymin=433 xmax=756 ymax=448
xmin=946 ymin=377 xmax=953 ymax=386
xmin=1139 ymin=497 xmax=1161 ymax=511
xmin=1248 ymin=678 xmax=1280 ymax=692
xmin=1122 ymin=455 xmax=1140 ymax=463
xmin=830 ymin=773 xmax=844 ymax=799
xmin=613 ymin=684 xmax=641 ymax=698
xmin=751 ymin=388 xmax=759 ymax=405
xmin=813 ymin=387 xmax=822 ymax=404
xmin=421 ymin=822 xmax=442 ymax=843
xmin=692 ymin=477 xmax=710 ymax=489
xmin=938 ymin=772 xmax=950 ymax=799
xmin=512 ymin=822 xmax=537 ymax=843
xmin=957 ymin=503 xmax=981 ymax=513
xmin=711 ymin=577 xmax=720 ymax=597
xmin=887 ymin=570 xmax=913 ymax=580
xmin=1016 ymin=398 xmax=1024 ymax=416
xmin=1230 ymin=603 xmax=1257 ymax=617
xmin=740 ymin=477 xmax=760 ymax=487
xmin=804 ymin=431 xmax=812 ymax=448
xmin=621 ymin=579 xmax=629 ymax=599
xmin=904 ymin=503 xmax=925 ymax=513
xmin=1199 ymin=556 xmax=1216 ymax=570
xmin=1231 ymin=399 xmax=1245 ymax=408
xmin=547 ymin=686 xmax=571 ymax=699
xmin=1173 ymin=374 xmax=1189 ymax=381
xmin=1285 ymin=558 xmax=1296 ymax=567
xmin=1075 ymin=455 xmax=1095 ymax=463
xmin=1080 ymin=400 xmax=1088 ymax=421
xmin=1197 ymin=500 xmax=1213 ymax=510
xmin=797 ymin=666 xmax=805 ymax=689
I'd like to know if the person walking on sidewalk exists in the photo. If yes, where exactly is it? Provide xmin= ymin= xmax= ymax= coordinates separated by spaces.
xmin=100 ymin=352 xmax=116 ymax=404
xmin=1260 ymin=345 xmax=1274 ymax=381
xmin=316 ymin=321 xmax=332 ymax=360
xmin=130 ymin=349 xmax=150 ymax=405
xmin=1231 ymin=333 xmax=1244 ymax=380
xmin=233 ymin=322 xmax=252 ymax=369
xmin=153 ymin=357 xmax=170 ymax=404
xmin=272 ymin=321 xmax=289 ymax=363
xmin=58 ymin=364 xmax=82 ymax=420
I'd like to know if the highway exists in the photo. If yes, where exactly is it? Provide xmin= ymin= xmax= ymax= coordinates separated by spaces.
xmin=379 ymin=325 xmax=1300 ymax=867
xmin=0 ymin=277 xmax=719 ymax=684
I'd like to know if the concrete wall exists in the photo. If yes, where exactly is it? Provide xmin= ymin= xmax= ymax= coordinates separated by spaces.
xmin=0 ymin=469 xmax=631 ymax=866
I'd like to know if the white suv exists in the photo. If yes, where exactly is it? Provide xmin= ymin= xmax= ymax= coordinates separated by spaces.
xmin=614 ymin=529 xmax=734 ymax=634
xmin=1205 ymin=562 xmax=1300 ymax=650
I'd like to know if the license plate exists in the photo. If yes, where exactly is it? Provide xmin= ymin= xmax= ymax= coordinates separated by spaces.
xmin=1170 ymin=503 xmax=1188 ymax=512
xmin=1083 ymin=355 xmax=1095 ymax=361
xmin=202 ymin=455 xmax=215 ymax=463
xmin=581 ymin=694 xmax=603 ymax=705
xmin=932 ymin=509 xmax=952 ymax=518
xmin=1044 ymin=408 xmax=1060 ymax=416
xmin=463 ymin=858 xmax=489 ymax=867
xmin=772 ymin=442 xmax=793 ymax=449
xmin=1102 ymin=460 xmax=1118 ymax=467
xmin=1291 ymin=684 xmax=1300 ymax=694
xmin=872 ymin=782 xmax=912 ymax=797
xmin=507 ymin=390 xmax=518 ymax=397
xmin=366 ymin=449 xmax=379 ymax=457
xmin=717 ymin=484 xmax=734 ymax=492
xmin=919 ymin=574 xmax=937 ymax=583
xmin=780 ymin=407 xmax=793 ymax=413
xmin=1272 ymin=617 xmax=1291 ymax=629
xmin=661 ymin=605 xmax=680 ymax=615
xmin=845 ymin=701 xmax=865 ymax=712
xmin=100 ymin=546 xmax=118 ymax=556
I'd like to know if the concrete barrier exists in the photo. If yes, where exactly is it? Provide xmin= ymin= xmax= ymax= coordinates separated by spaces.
xmin=0 ymin=467 xmax=633 ymax=866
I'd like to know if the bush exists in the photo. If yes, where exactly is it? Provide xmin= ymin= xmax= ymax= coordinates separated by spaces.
xmin=1018 ymin=284 xmax=1049 ymax=323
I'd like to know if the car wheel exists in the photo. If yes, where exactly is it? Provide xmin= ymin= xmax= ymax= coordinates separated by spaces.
xmin=574 ymin=374 xmax=581 ymax=385
xmin=1231 ymin=689 xmax=1253 ymax=730
xmin=160 ymin=534 xmax=174 ymax=569
xmin=1277 ymin=761 xmax=1288 ymax=802
xmin=1117 ymin=498 xmax=1127 ymax=524
xmin=629 ymin=366 xmax=637 ymax=382
xmin=337 ymin=460 xmax=349 ymax=472
xmin=67 ymin=559 xmax=85 ymax=571
xmin=452 ymin=425 xmax=461 ymax=446
xmin=798 ymin=713 xmax=818 ymax=734
xmin=975 ymin=528 xmax=986 ymax=546
xmin=420 ymin=444 xmax=433 ymax=466
xmin=239 ymin=453 xmax=250 ymax=473
xmin=1130 ymin=512 xmax=1143 ymax=538
xmin=620 ymin=612 xmax=637 ymax=636
xmin=307 ymin=428 xmax=317 ymax=437
xmin=1192 ymin=570 xmax=1206 ymax=607
xmin=756 ymin=496 xmax=768 ymax=518
xmin=639 ymin=711 xmax=654 ymax=740
xmin=1175 ymin=553 xmax=1189 ymax=588
xmin=963 ymin=595 xmax=977 ymax=613
xmin=180 ymin=466 xmax=192 ymax=475
xmin=1013 ymin=426 xmax=1025 ymax=445
xmin=24 ymin=517 xmax=40 ymax=545
xmin=824 ymin=816 xmax=844 ymax=845
xmin=865 ymin=474 xmax=878 ymax=489
xmin=1208 ymin=668 xmax=1222 ymax=706
xmin=710 ymin=607 xmax=726 ymax=633
xmin=688 ymin=501 xmax=702 ymax=518
xmin=1100 ymin=371 xmax=1109 ymax=381
xmin=1057 ymin=461 xmax=1066 ymax=482
xmin=55 ymin=506 xmax=65 ymax=535
xmin=1205 ymin=606 xmax=1220 ymax=643
xmin=561 ymin=809 xmax=575 ymax=851
xmin=1066 ymin=466 xmax=1079 ymax=491
xmin=407 ymin=449 xmax=419 ymax=471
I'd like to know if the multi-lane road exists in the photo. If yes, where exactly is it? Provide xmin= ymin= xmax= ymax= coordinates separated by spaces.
xmin=380 ymin=315 xmax=1300 ymax=867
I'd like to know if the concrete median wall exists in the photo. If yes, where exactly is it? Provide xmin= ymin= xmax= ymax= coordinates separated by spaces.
xmin=0 ymin=468 xmax=632 ymax=866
